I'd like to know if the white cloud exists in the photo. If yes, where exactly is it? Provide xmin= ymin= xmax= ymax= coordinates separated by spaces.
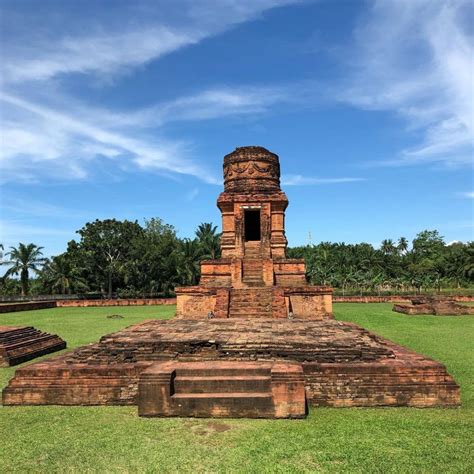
xmin=281 ymin=174 xmax=365 ymax=186
xmin=337 ymin=0 xmax=474 ymax=168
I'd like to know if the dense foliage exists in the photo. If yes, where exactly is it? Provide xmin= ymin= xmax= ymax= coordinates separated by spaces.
xmin=289 ymin=231 xmax=473 ymax=295
xmin=1 ymin=220 xmax=472 ymax=297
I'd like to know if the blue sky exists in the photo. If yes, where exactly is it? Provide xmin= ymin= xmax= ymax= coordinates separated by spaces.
xmin=0 ymin=0 xmax=473 ymax=257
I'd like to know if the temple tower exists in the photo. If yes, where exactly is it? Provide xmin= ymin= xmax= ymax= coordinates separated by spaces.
xmin=218 ymin=146 xmax=288 ymax=260
xmin=175 ymin=146 xmax=333 ymax=318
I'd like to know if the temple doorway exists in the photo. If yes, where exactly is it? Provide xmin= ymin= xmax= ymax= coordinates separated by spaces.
xmin=244 ymin=210 xmax=261 ymax=241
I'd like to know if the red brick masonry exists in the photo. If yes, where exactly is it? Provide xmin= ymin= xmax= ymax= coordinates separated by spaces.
xmin=3 ymin=318 xmax=459 ymax=409
xmin=0 ymin=326 xmax=66 ymax=367
xmin=0 ymin=301 xmax=57 ymax=314
xmin=0 ymin=299 xmax=176 ymax=313
xmin=138 ymin=360 xmax=306 ymax=418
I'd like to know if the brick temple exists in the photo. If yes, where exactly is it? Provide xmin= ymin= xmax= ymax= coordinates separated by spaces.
xmin=3 ymin=147 xmax=460 ymax=417
xmin=176 ymin=146 xmax=332 ymax=320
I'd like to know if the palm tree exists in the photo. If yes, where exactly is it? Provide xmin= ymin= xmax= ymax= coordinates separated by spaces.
xmin=195 ymin=222 xmax=221 ymax=259
xmin=177 ymin=239 xmax=205 ymax=285
xmin=397 ymin=237 xmax=409 ymax=255
xmin=41 ymin=254 xmax=87 ymax=294
xmin=3 ymin=243 xmax=46 ymax=296
xmin=380 ymin=239 xmax=396 ymax=256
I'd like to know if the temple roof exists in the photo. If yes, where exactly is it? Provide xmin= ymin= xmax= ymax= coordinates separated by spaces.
xmin=223 ymin=146 xmax=281 ymax=193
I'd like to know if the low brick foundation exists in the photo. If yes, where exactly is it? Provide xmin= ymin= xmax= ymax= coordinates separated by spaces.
xmin=3 ymin=318 xmax=460 ymax=408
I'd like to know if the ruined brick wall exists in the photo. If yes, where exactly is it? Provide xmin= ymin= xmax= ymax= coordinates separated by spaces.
xmin=0 ymin=301 xmax=57 ymax=313
xmin=56 ymin=298 xmax=176 ymax=307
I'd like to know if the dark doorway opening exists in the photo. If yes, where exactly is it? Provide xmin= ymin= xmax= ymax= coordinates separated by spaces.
xmin=244 ymin=210 xmax=261 ymax=241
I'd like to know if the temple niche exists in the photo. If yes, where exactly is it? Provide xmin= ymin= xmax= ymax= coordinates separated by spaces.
xmin=175 ymin=146 xmax=333 ymax=319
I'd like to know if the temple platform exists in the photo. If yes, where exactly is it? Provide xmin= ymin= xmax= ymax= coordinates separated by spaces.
xmin=0 ymin=326 xmax=66 ymax=367
xmin=2 ymin=318 xmax=460 ymax=409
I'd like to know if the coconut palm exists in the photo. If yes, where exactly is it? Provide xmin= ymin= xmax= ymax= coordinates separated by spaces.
xmin=397 ymin=237 xmax=409 ymax=255
xmin=380 ymin=239 xmax=396 ymax=256
xmin=3 ymin=243 xmax=47 ymax=296
xmin=40 ymin=254 xmax=87 ymax=294
xmin=177 ymin=239 xmax=205 ymax=286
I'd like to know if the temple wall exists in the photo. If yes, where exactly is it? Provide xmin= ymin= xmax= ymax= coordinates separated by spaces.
xmin=302 ymin=342 xmax=460 ymax=407
xmin=5 ymin=349 xmax=459 ymax=408
xmin=175 ymin=288 xmax=216 ymax=319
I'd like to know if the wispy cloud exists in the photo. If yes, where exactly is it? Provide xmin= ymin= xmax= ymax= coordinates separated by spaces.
xmin=186 ymin=187 xmax=200 ymax=201
xmin=2 ymin=0 xmax=299 ymax=84
xmin=0 ymin=84 xmax=293 ymax=184
xmin=0 ymin=92 xmax=203 ymax=183
xmin=0 ymin=196 xmax=96 ymax=220
xmin=336 ymin=0 xmax=473 ymax=168
xmin=0 ymin=1 xmax=301 ymax=185
xmin=281 ymin=174 xmax=365 ymax=186
xmin=457 ymin=191 xmax=474 ymax=199
xmin=3 ymin=27 xmax=199 ymax=84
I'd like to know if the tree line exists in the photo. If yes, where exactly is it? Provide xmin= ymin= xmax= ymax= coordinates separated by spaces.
xmin=1 ymin=219 xmax=472 ymax=297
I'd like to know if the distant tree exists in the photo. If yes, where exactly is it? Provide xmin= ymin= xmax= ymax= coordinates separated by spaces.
xmin=177 ymin=239 xmax=205 ymax=286
xmin=397 ymin=237 xmax=409 ymax=255
xmin=2 ymin=243 xmax=46 ymax=296
xmin=76 ymin=219 xmax=143 ymax=298
xmin=127 ymin=218 xmax=182 ymax=296
xmin=412 ymin=230 xmax=445 ymax=261
xmin=380 ymin=239 xmax=396 ymax=256
xmin=40 ymin=254 xmax=88 ymax=294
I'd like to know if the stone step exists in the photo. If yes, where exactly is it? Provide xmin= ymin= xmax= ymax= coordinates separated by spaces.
xmin=169 ymin=392 xmax=275 ymax=418
xmin=230 ymin=301 xmax=270 ymax=305
xmin=176 ymin=363 xmax=271 ymax=377
xmin=229 ymin=296 xmax=272 ymax=302
xmin=229 ymin=306 xmax=272 ymax=312
xmin=138 ymin=360 xmax=306 ymax=419
xmin=228 ymin=312 xmax=273 ymax=318
xmin=173 ymin=375 xmax=271 ymax=393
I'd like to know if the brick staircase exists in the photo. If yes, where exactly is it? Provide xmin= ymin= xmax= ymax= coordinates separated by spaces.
xmin=0 ymin=326 xmax=66 ymax=367
xmin=229 ymin=288 xmax=273 ymax=318
xmin=138 ymin=360 xmax=306 ymax=418
xmin=244 ymin=241 xmax=261 ymax=257
xmin=242 ymin=259 xmax=264 ymax=286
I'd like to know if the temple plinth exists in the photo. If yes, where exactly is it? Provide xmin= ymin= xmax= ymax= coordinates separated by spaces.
xmin=175 ymin=146 xmax=333 ymax=319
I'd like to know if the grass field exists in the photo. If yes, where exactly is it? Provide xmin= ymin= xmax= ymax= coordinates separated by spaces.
xmin=1 ymin=304 xmax=473 ymax=473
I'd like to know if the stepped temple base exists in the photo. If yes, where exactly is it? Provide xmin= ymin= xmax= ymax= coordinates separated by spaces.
xmin=0 ymin=326 xmax=66 ymax=367
xmin=175 ymin=285 xmax=333 ymax=319
xmin=3 ymin=319 xmax=460 ymax=411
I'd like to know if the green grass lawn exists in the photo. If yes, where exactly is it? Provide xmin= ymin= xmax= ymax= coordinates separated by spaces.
xmin=1 ymin=304 xmax=473 ymax=473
